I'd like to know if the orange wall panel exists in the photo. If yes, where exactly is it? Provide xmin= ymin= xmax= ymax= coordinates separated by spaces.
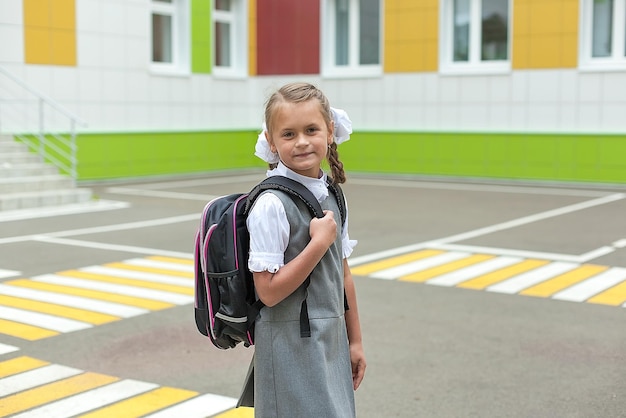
xmin=24 ymin=0 xmax=76 ymax=66
xmin=384 ymin=0 xmax=438 ymax=73
xmin=512 ymin=0 xmax=578 ymax=69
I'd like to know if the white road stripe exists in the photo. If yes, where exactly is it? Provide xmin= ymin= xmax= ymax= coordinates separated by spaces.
xmin=552 ymin=267 xmax=626 ymax=302
xmin=0 ymin=306 xmax=92 ymax=332
xmin=0 ymin=365 xmax=82 ymax=397
xmin=10 ymin=379 xmax=158 ymax=418
xmin=371 ymin=252 xmax=470 ymax=280
xmin=0 ymin=284 xmax=147 ymax=317
xmin=32 ymin=236 xmax=192 ymax=259
xmin=0 ymin=343 xmax=18 ymax=355
xmin=78 ymin=266 xmax=192 ymax=287
xmin=0 ymin=268 xmax=20 ymax=279
xmin=350 ymin=193 xmax=625 ymax=266
xmin=427 ymin=256 xmax=524 ymax=287
xmin=487 ymin=262 xmax=580 ymax=294
xmin=32 ymin=275 xmax=193 ymax=304
xmin=121 ymin=258 xmax=194 ymax=273
xmin=145 ymin=393 xmax=238 ymax=418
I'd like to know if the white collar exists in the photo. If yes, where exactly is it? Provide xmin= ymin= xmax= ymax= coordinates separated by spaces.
xmin=266 ymin=162 xmax=329 ymax=203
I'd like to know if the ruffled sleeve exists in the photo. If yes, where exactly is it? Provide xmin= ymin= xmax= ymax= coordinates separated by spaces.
xmin=246 ymin=192 xmax=290 ymax=273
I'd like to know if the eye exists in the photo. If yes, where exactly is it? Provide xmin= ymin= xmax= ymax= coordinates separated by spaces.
xmin=306 ymin=127 xmax=318 ymax=134
xmin=281 ymin=131 xmax=294 ymax=139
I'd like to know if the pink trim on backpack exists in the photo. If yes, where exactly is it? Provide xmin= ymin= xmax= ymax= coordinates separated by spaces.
xmin=204 ymin=223 xmax=218 ymax=341
xmin=231 ymin=194 xmax=248 ymax=270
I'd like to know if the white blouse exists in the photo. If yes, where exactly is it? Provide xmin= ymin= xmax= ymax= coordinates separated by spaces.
xmin=247 ymin=162 xmax=357 ymax=273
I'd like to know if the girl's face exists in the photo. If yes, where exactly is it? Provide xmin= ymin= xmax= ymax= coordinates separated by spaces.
xmin=266 ymin=100 xmax=333 ymax=178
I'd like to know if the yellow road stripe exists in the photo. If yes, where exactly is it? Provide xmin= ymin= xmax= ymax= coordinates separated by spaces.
xmin=520 ymin=264 xmax=609 ymax=298
xmin=147 ymin=256 xmax=194 ymax=265
xmin=0 ymin=294 xmax=119 ymax=325
xmin=0 ymin=372 xmax=118 ymax=416
xmin=104 ymin=262 xmax=193 ymax=278
xmin=6 ymin=279 xmax=173 ymax=311
xmin=350 ymin=250 xmax=445 ymax=276
xmin=0 ymin=318 xmax=59 ymax=340
xmin=59 ymin=270 xmax=193 ymax=295
xmin=400 ymin=254 xmax=495 ymax=283
xmin=586 ymin=281 xmax=626 ymax=306
xmin=0 ymin=356 xmax=48 ymax=378
xmin=79 ymin=387 xmax=198 ymax=418
xmin=214 ymin=407 xmax=254 ymax=417
xmin=457 ymin=259 xmax=550 ymax=290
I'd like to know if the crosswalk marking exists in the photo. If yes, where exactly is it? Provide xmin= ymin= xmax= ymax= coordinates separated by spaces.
xmin=428 ymin=256 xmax=523 ymax=287
xmin=372 ymin=251 xmax=470 ymax=280
xmin=352 ymin=248 xmax=626 ymax=308
xmin=0 ymin=357 xmax=237 ymax=418
xmin=0 ymin=294 xmax=119 ymax=325
xmin=486 ymin=261 xmax=579 ymax=294
xmin=552 ymin=267 xmax=626 ymax=303
xmin=0 ymin=364 xmax=83 ymax=398
xmin=79 ymin=387 xmax=197 ymax=418
xmin=1 ymin=372 xmax=119 ymax=416
xmin=0 ymin=356 xmax=47 ymax=378
xmin=59 ymin=270 xmax=193 ymax=295
xmin=456 ymin=259 xmax=550 ymax=290
xmin=0 ymin=256 xmax=194 ymax=341
xmin=5 ymin=279 xmax=173 ymax=311
xmin=519 ymin=264 xmax=609 ymax=298
xmin=350 ymin=249 xmax=445 ymax=276
xmin=401 ymin=254 xmax=495 ymax=282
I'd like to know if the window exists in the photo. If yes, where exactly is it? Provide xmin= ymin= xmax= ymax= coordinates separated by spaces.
xmin=580 ymin=0 xmax=626 ymax=70
xmin=151 ymin=0 xmax=190 ymax=74
xmin=322 ymin=0 xmax=381 ymax=77
xmin=212 ymin=0 xmax=247 ymax=77
xmin=440 ymin=0 xmax=510 ymax=74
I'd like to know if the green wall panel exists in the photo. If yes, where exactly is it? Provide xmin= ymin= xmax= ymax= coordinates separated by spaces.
xmin=191 ymin=0 xmax=211 ymax=74
xmin=53 ymin=130 xmax=626 ymax=185
xmin=75 ymin=131 xmax=263 ymax=181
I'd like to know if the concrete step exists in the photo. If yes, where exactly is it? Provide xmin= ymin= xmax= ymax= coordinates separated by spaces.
xmin=0 ymin=152 xmax=41 ymax=164
xmin=0 ymin=141 xmax=29 ymax=153
xmin=0 ymin=188 xmax=93 ymax=211
xmin=0 ymin=175 xmax=74 ymax=194
xmin=0 ymin=162 xmax=59 ymax=177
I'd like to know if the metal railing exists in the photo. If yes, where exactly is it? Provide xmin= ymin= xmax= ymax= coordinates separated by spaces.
xmin=0 ymin=66 xmax=87 ymax=183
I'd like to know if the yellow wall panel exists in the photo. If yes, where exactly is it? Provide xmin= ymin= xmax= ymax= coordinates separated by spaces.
xmin=50 ymin=0 xmax=75 ymax=30
xmin=512 ymin=0 xmax=578 ymax=69
xmin=23 ymin=27 xmax=51 ymax=64
xmin=24 ymin=0 xmax=76 ymax=66
xmin=51 ymin=30 xmax=76 ymax=65
xmin=384 ymin=0 xmax=438 ymax=73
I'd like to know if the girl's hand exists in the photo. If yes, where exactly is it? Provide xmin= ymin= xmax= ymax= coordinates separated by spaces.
xmin=350 ymin=341 xmax=366 ymax=390
xmin=309 ymin=210 xmax=337 ymax=249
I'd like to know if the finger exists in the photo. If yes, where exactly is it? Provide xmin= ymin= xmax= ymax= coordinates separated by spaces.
xmin=352 ymin=361 xmax=365 ymax=390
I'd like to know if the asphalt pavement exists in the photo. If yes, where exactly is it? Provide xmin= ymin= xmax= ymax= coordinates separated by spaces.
xmin=1 ymin=171 xmax=625 ymax=417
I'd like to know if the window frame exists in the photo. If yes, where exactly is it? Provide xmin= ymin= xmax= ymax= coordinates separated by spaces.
xmin=579 ymin=0 xmax=626 ymax=71
xmin=150 ymin=0 xmax=190 ymax=75
xmin=212 ymin=0 xmax=248 ymax=78
xmin=439 ymin=0 xmax=512 ymax=75
xmin=321 ymin=0 xmax=383 ymax=78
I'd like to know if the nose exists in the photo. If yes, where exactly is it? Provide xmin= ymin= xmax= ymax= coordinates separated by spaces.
xmin=295 ymin=132 xmax=309 ymax=147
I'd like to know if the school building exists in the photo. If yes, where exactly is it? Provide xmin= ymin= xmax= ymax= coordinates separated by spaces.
xmin=0 ymin=0 xmax=625 ymax=184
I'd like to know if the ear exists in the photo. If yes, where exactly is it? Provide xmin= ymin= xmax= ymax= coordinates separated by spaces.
xmin=327 ymin=120 xmax=335 ymax=145
xmin=265 ymin=130 xmax=277 ymax=153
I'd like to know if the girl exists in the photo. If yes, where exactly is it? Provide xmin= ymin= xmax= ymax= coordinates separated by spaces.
xmin=246 ymin=82 xmax=366 ymax=417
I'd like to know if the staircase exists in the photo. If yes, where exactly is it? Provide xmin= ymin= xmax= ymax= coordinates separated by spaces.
xmin=0 ymin=134 xmax=92 ymax=211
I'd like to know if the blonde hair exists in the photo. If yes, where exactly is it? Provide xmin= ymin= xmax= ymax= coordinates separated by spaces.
xmin=264 ymin=82 xmax=346 ymax=184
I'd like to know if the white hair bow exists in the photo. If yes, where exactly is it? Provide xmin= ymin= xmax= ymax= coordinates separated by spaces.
xmin=254 ymin=107 xmax=353 ymax=164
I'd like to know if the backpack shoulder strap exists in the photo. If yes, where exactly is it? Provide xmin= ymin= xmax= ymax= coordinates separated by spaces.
xmin=245 ymin=175 xmax=324 ymax=218
xmin=326 ymin=179 xmax=346 ymax=229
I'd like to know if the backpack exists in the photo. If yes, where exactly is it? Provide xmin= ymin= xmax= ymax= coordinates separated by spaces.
xmin=194 ymin=175 xmax=346 ymax=350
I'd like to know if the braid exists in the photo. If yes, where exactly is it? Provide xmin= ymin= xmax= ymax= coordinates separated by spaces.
xmin=327 ymin=142 xmax=346 ymax=184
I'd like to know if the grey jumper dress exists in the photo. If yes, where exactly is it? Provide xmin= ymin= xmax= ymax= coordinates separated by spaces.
xmin=249 ymin=188 xmax=356 ymax=418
